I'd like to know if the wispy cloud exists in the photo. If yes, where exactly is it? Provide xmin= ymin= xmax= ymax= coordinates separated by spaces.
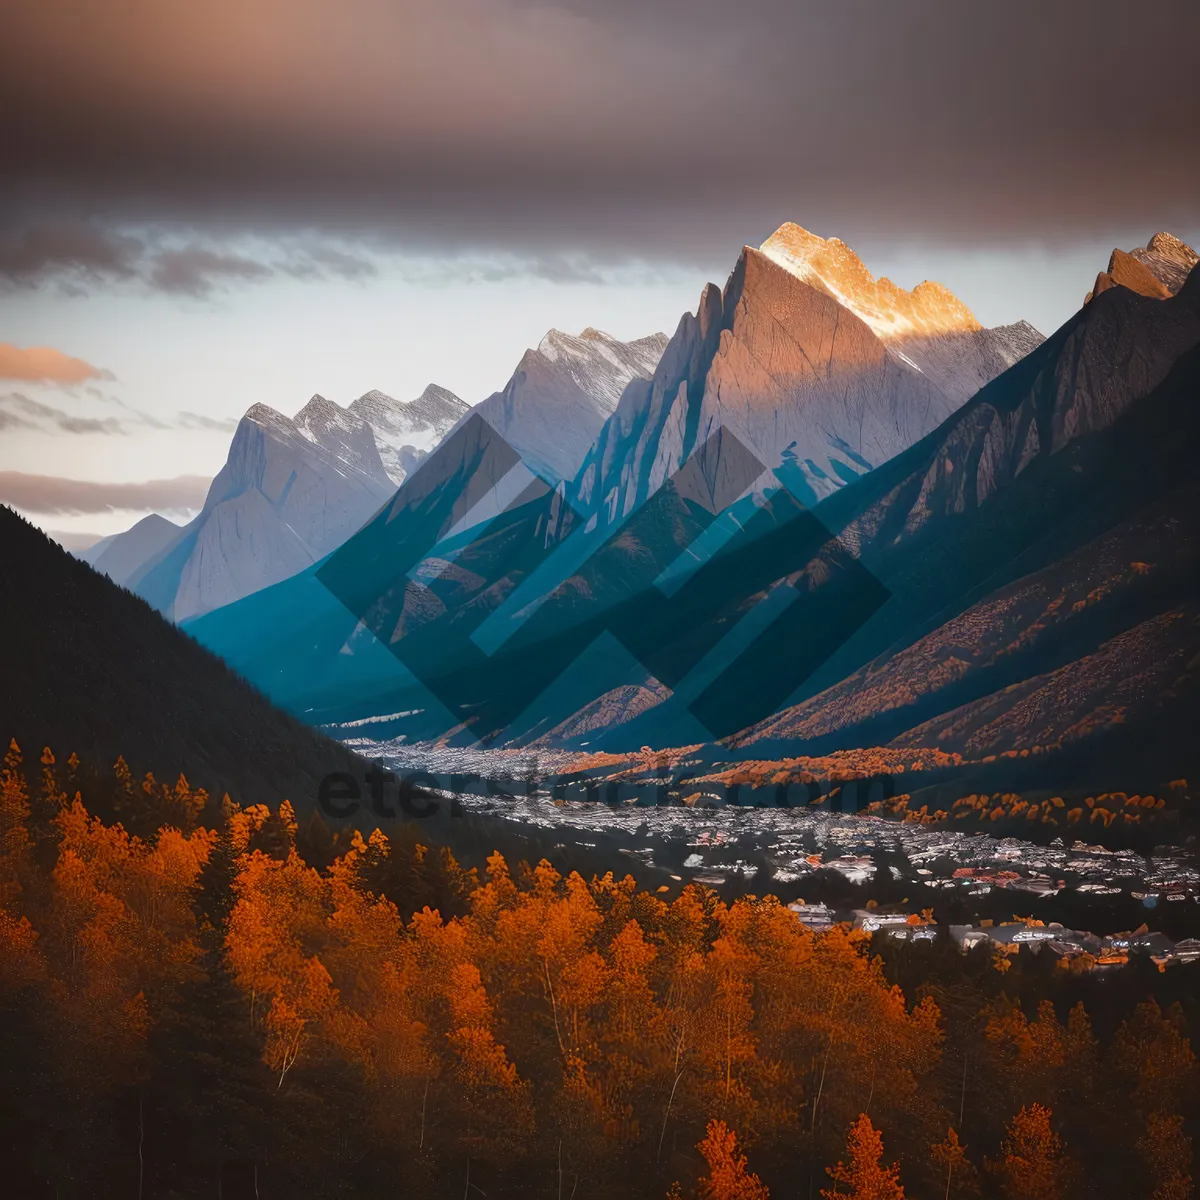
xmin=0 ymin=219 xmax=378 ymax=297
xmin=0 ymin=392 xmax=125 ymax=435
xmin=0 ymin=471 xmax=211 ymax=515
xmin=0 ymin=343 xmax=111 ymax=384
xmin=148 ymin=247 xmax=273 ymax=296
xmin=0 ymin=407 xmax=40 ymax=432
xmin=0 ymin=390 xmax=240 ymax=436
xmin=280 ymin=244 xmax=379 ymax=283
xmin=176 ymin=410 xmax=239 ymax=432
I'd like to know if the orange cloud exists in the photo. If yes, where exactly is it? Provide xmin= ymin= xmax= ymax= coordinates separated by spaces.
xmin=0 ymin=343 xmax=108 ymax=384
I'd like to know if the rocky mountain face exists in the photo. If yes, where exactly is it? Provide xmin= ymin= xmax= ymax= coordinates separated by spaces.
xmin=476 ymin=327 xmax=669 ymax=483
xmin=76 ymin=513 xmax=180 ymax=586
xmin=1086 ymin=231 xmax=1199 ymax=303
xmin=572 ymin=225 xmax=1043 ymax=524
xmin=129 ymin=396 xmax=395 ymax=622
xmin=349 ymin=384 xmax=469 ymax=485
xmin=319 ymin=234 xmax=1200 ymax=766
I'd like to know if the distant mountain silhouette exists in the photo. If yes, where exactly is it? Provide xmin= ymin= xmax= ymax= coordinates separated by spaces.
xmin=76 ymin=512 xmax=180 ymax=585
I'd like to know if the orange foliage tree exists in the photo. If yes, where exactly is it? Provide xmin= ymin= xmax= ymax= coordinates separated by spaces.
xmin=822 ymin=1113 xmax=905 ymax=1199
xmin=987 ymin=1104 xmax=1071 ymax=1200
xmin=696 ymin=1119 xmax=770 ymax=1200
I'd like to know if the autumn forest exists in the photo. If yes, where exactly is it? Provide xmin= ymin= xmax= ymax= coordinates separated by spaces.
xmin=0 ymin=740 xmax=1195 ymax=1199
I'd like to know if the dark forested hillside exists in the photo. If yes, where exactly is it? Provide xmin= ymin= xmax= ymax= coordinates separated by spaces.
xmin=0 ymin=505 xmax=358 ymax=809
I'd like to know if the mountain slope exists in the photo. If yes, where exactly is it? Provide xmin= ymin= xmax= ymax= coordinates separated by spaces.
xmin=130 ymin=396 xmax=395 ymax=621
xmin=0 ymin=504 xmax=361 ymax=806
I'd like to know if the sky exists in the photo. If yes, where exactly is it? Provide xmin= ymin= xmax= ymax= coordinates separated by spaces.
xmin=2 ymin=0 xmax=1198 ymax=544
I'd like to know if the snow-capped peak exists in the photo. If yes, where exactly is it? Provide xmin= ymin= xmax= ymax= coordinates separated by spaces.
xmin=532 ymin=327 xmax=668 ymax=405
xmin=759 ymin=222 xmax=981 ymax=341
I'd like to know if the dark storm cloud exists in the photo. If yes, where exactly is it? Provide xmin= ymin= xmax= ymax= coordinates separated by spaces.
xmin=148 ymin=248 xmax=274 ymax=296
xmin=0 ymin=471 xmax=211 ymax=516
xmin=2 ymin=0 xmax=1198 ymax=268
xmin=0 ymin=222 xmax=144 ymax=286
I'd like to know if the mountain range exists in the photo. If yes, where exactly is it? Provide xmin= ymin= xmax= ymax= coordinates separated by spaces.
xmin=68 ymin=220 xmax=1200 ymax=801
xmin=720 ymin=242 xmax=1200 ymax=777
xmin=89 ymin=326 xmax=668 ymax=622
xmin=520 ymin=230 xmax=1200 ymax=782
xmin=182 ymin=224 xmax=1054 ymax=737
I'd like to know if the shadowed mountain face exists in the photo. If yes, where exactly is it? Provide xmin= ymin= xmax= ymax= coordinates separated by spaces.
xmin=0 ymin=504 xmax=360 ymax=806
